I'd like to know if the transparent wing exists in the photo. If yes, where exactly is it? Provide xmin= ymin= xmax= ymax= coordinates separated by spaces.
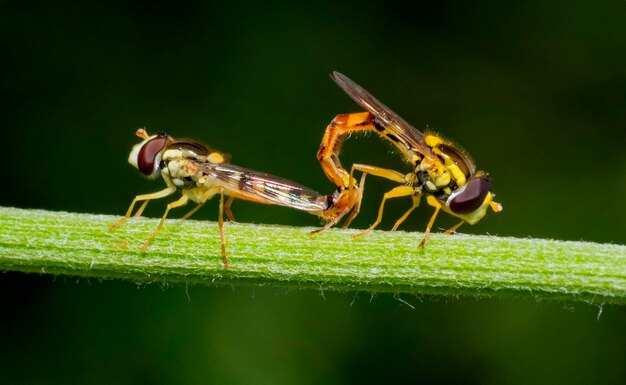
xmin=198 ymin=162 xmax=328 ymax=212
xmin=331 ymin=71 xmax=437 ymax=160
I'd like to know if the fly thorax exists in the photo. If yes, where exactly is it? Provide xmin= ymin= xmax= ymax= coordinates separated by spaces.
xmin=431 ymin=169 xmax=451 ymax=188
xmin=166 ymin=159 xmax=200 ymax=189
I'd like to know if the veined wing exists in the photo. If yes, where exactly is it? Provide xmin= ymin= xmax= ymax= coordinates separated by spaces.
xmin=331 ymin=71 xmax=437 ymax=161
xmin=199 ymin=162 xmax=328 ymax=212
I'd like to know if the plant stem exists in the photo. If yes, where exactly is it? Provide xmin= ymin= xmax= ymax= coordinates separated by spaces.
xmin=1 ymin=207 xmax=624 ymax=304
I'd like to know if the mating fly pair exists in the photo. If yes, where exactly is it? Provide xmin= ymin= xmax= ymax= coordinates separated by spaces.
xmin=112 ymin=72 xmax=502 ymax=268
xmin=110 ymin=128 xmax=358 ymax=268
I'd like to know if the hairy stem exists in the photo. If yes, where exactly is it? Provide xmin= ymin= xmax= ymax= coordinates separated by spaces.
xmin=1 ymin=207 xmax=624 ymax=304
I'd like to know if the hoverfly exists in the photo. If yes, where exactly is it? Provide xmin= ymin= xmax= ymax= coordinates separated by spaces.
xmin=317 ymin=72 xmax=502 ymax=247
xmin=110 ymin=128 xmax=359 ymax=268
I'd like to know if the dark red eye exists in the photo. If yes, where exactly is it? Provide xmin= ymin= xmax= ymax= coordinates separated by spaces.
xmin=449 ymin=177 xmax=491 ymax=214
xmin=138 ymin=135 xmax=168 ymax=175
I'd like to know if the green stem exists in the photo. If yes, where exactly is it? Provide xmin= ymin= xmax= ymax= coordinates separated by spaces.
xmin=1 ymin=207 xmax=624 ymax=304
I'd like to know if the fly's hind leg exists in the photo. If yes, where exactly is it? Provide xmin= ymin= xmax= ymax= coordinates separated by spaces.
xmin=317 ymin=112 xmax=379 ymax=188
xmin=217 ymin=188 xmax=229 ymax=269
xmin=354 ymin=185 xmax=415 ymax=239
xmin=310 ymin=165 xmax=366 ymax=235
xmin=141 ymin=194 xmax=189 ymax=252
xmin=110 ymin=186 xmax=176 ymax=231
xmin=419 ymin=195 xmax=443 ymax=248
xmin=224 ymin=196 xmax=235 ymax=223
xmin=340 ymin=169 xmax=367 ymax=228
xmin=197 ymin=187 xmax=230 ymax=269
xmin=391 ymin=193 xmax=421 ymax=231
xmin=340 ymin=163 xmax=407 ymax=229
xmin=348 ymin=164 xmax=408 ymax=234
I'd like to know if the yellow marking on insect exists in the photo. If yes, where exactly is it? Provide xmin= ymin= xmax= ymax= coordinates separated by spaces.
xmin=207 ymin=152 xmax=224 ymax=164
xmin=425 ymin=134 xmax=443 ymax=147
xmin=448 ymin=164 xmax=466 ymax=186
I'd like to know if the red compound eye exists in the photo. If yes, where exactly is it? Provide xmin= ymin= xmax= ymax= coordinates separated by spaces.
xmin=138 ymin=135 xmax=168 ymax=175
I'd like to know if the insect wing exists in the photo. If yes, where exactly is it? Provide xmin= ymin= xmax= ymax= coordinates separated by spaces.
xmin=331 ymin=71 xmax=437 ymax=160
xmin=200 ymin=163 xmax=328 ymax=212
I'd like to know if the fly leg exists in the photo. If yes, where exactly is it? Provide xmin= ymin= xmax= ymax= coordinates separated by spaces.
xmin=197 ymin=187 xmax=230 ymax=268
xmin=354 ymin=186 xmax=415 ymax=239
xmin=217 ymin=188 xmax=229 ymax=269
xmin=347 ymin=164 xmax=407 ymax=231
xmin=339 ymin=169 xmax=367 ymax=228
xmin=312 ymin=163 xmax=407 ymax=234
xmin=224 ymin=196 xmax=236 ymax=223
xmin=444 ymin=220 xmax=464 ymax=235
xmin=391 ymin=193 xmax=421 ymax=231
xmin=317 ymin=112 xmax=379 ymax=188
xmin=180 ymin=203 xmax=205 ymax=221
xmin=141 ymin=194 xmax=189 ymax=251
xmin=110 ymin=186 xmax=176 ymax=231
xmin=419 ymin=195 xmax=443 ymax=248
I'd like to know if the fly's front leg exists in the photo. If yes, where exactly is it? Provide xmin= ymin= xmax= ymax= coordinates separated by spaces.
xmin=110 ymin=186 xmax=176 ymax=231
xmin=444 ymin=220 xmax=464 ymax=235
xmin=317 ymin=112 xmax=378 ymax=188
xmin=141 ymin=194 xmax=189 ymax=252
xmin=133 ymin=201 xmax=149 ymax=218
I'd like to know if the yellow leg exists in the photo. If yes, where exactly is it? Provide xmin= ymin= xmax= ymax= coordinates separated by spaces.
xmin=110 ymin=186 xmax=176 ymax=231
xmin=180 ymin=203 xmax=204 ymax=221
xmin=342 ymin=163 xmax=407 ymax=228
xmin=444 ymin=220 xmax=464 ymax=235
xmin=354 ymin=185 xmax=415 ymax=239
xmin=217 ymin=188 xmax=229 ymax=269
xmin=133 ymin=200 xmax=150 ymax=218
xmin=141 ymin=194 xmax=189 ymax=252
xmin=193 ymin=186 xmax=230 ymax=268
xmin=224 ymin=196 xmax=235 ymax=223
xmin=419 ymin=196 xmax=443 ymax=249
xmin=351 ymin=163 xmax=406 ymax=183
xmin=391 ymin=194 xmax=421 ymax=231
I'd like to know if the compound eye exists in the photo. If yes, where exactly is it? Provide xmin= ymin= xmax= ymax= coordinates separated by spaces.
xmin=449 ymin=177 xmax=491 ymax=214
xmin=138 ymin=135 xmax=169 ymax=175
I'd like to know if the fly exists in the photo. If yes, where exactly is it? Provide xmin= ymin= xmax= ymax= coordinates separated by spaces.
xmin=317 ymin=72 xmax=503 ymax=247
xmin=111 ymin=128 xmax=359 ymax=268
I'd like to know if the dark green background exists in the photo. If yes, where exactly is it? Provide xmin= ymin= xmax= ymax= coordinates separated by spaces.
xmin=2 ymin=1 xmax=625 ymax=384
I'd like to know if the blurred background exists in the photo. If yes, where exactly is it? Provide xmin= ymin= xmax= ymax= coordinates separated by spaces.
xmin=1 ymin=0 xmax=625 ymax=383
